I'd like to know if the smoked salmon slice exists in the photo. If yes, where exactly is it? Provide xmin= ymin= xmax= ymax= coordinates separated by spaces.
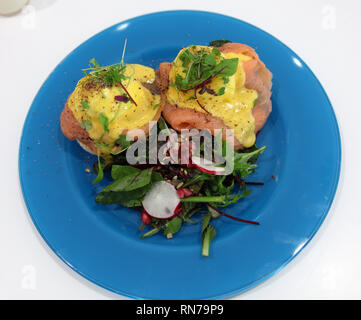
xmin=60 ymin=95 xmax=162 ymax=155
xmin=158 ymin=43 xmax=273 ymax=149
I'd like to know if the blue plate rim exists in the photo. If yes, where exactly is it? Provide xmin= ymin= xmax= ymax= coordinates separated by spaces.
xmin=18 ymin=9 xmax=342 ymax=299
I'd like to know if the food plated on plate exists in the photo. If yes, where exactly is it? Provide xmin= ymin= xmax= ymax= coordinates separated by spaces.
xmin=158 ymin=41 xmax=272 ymax=150
xmin=60 ymin=40 xmax=273 ymax=256
xmin=60 ymin=60 xmax=161 ymax=156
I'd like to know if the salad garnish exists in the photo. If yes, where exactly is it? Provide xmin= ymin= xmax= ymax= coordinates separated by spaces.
xmin=92 ymin=117 xmax=265 ymax=257
xmin=173 ymin=45 xmax=239 ymax=113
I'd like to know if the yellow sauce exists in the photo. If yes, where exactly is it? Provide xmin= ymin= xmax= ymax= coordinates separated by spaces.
xmin=68 ymin=64 xmax=160 ymax=147
xmin=166 ymin=46 xmax=258 ymax=147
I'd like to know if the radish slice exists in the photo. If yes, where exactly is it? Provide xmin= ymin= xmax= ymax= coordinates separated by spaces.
xmin=191 ymin=156 xmax=226 ymax=175
xmin=142 ymin=181 xmax=181 ymax=220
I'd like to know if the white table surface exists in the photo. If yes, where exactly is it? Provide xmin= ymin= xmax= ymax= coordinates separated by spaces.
xmin=1 ymin=0 xmax=360 ymax=300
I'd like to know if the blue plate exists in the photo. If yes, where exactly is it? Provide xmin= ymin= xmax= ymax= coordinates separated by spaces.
xmin=19 ymin=10 xmax=341 ymax=299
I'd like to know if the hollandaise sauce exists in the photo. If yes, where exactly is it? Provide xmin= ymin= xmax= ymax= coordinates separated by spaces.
xmin=166 ymin=46 xmax=258 ymax=148
xmin=68 ymin=64 xmax=160 ymax=148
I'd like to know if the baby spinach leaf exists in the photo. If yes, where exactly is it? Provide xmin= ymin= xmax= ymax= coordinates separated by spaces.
xmin=103 ymin=168 xmax=153 ymax=192
xmin=151 ymin=171 xmax=164 ymax=183
xmin=163 ymin=216 xmax=183 ymax=236
xmin=95 ymin=184 xmax=151 ymax=206
xmin=95 ymin=168 xmax=163 ymax=206
xmin=111 ymin=165 xmax=140 ymax=180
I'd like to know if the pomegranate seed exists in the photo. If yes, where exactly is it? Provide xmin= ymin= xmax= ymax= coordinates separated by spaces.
xmin=177 ymin=188 xmax=192 ymax=199
xmin=182 ymin=188 xmax=193 ymax=197
xmin=141 ymin=211 xmax=152 ymax=225
xmin=177 ymin=189 xmax=185 ymax=198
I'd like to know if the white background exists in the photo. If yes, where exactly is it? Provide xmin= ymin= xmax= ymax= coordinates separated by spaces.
xmin=1 ymin=0 xmax=360 ymax=299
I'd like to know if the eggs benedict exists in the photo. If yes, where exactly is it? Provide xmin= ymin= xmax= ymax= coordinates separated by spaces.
xmin=156 ymin=42 xmax=272 ymax=149
xmin=60 ymin=61 xmax=161 ymax=155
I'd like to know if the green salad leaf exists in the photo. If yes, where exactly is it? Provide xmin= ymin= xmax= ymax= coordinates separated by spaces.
xmin=99 ymin=113 xmax=109 ymax=133
xmin=95 ymin=167 xmax=163 ymax=207
xmin=91 ymin=117 xmax=265 ymax=257
xmin=92 ymin=154 xmax=104 ymax=184
xmin=174 ymin=46 xmax=238 ymax=92
xmin=111 ymin=165 xmax=140 ymax=180
xmin=115 ymin=134 xmax=131 ymax=150
xmin=233 ymin=146 xmax=266 ymax=177
xmin=209 ymin=40 xmax=232 ymax=47
xmin=202 ymin=224 xmax=217 ymax=257
xmin=163 ymin=216 xmax=183 ymax=236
